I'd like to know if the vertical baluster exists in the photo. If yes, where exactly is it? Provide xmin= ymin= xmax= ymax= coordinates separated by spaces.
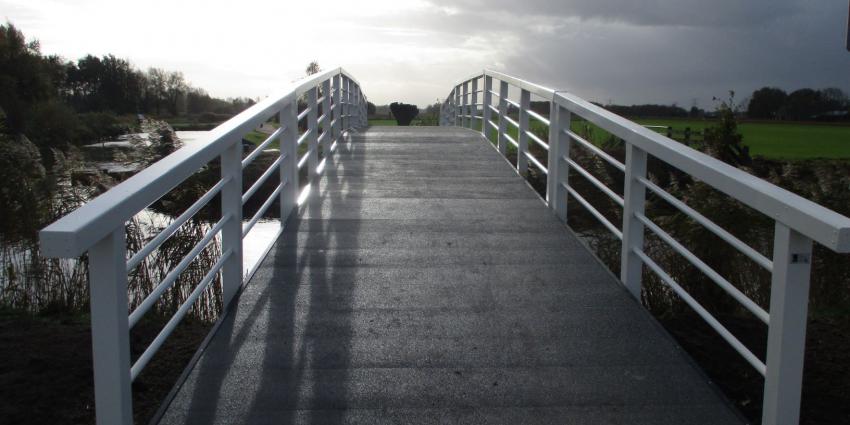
xmin=220 ymin=139 xmax=243 ymax=305
xmin=321 ymin=79 xmax=332 ymax=159
xmin=332 ymin=74 xmax=341 ymax=144
xmin=280 ymin=99 xmax=299 ymax=220
xmin=497 ymin=80 xmax=509 ymax=155
xmin=518 ymin=89 xmax=530 ymax=174
xmin=88 ymin=228 xmax=132 ymax=425
xmin=307 ymin=86 xmax=319 ymax=179
xmin=546 ymin=101 xmax=571 ymax=221
xmin=482 ymin=76 xmax=493 ymax=140
xmin=620 ymin=143 xmax=648 ymax=299
xmin=471 ymin=78 xmax=479 ymax=131
xmin=762 ymin=222 xmax=813 ymax=425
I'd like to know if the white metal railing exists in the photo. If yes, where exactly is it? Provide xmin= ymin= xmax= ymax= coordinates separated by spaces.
xmin=39 ymin=67 xmax=367 ymax=425
xmin=440 ymin=69 xmax=850 ymax=425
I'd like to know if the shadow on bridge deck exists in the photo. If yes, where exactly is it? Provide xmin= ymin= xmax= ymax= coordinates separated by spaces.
xmin=157 ymin=126 xmax=743 ymax=424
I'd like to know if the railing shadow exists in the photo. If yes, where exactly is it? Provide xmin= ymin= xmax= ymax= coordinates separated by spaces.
xmin=179 ymin=129 xmax=364 ymax=423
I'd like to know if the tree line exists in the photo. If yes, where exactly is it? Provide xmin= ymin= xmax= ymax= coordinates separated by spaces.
xmin=0 ymin=22 xmax=255 ymax=156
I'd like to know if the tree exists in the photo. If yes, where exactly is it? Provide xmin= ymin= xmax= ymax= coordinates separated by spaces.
xmin=746 ymin=87 xmax=787 ymax=119
xmin=389 ymin=102 xmax=418 ymax=126
xmin=819 ymin=87 xmax=848 ymax=112
xmin=305 ymin=61 xmax=321 ymax=76
xmin=702 ymin=92 xmax=750 ymax=167
xmin=785 ymin=88 xmax=824 ymax=120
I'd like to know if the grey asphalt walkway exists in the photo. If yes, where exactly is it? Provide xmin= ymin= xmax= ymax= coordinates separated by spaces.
xmin=158 ymin=126 xmax=743 ymax=424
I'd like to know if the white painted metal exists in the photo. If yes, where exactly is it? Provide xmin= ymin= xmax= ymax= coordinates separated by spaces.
xmin=518 ymin=89 xmax=530 ymax=174
xmin=38 ymin=67 xmax=367 ymax=425
xmin=620 ymin=144 xmax=648 ymax=299
xmin=547 ymin=104 xmax=570 ymax=221
xmin=220 ymin=142 xmax=243 ymax=307
xmin=321 ymin=79 xmax=332 ymax=158
xmin=307 ymin=87 xmax=319 ymax=180
xmin=482 ymin=76 xmax=493 ymax=141
xmin=497 ymin=81 xmax=509 ymax=155
xmin=762 ymin=223 xmax=813 ymax=425
xmin=471 ymin=78 xmax=479 ymax=130
xmin=88 ymin=229 xmax=132 ymax=425
xmin=440 ymin=69 xmax=850 ymax=425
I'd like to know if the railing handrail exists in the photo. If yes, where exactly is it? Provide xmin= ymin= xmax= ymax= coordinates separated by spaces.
xmin=39 ymin=67 xmax=360 ymax=258
xmin=448 ymin=69 xmax=850 ymax=253
xmin=553 ymin=91 xmax=850 ymax=253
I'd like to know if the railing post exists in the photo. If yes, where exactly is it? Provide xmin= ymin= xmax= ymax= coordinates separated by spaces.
xmin=454 ymin=85 xmax=461 ymax=126
xmin=307 ymin=86 xmax=319 ymax=179
xmin=497 ymin=80 xmax=509 ymax=155
xmin=88 ymin=228 xmax=132 ymax=425
xmin=546 ymin=101 xmax=571 ymax=221
xmin=220 ymin=140 xmax=243 ymax=305
xmin=762 ymin=222 xmax=813 ymax=425
xmin=518 ymin=89 xmax=530 ymax=174
xmin=321 ymin=78 xmax=332 ymax=157
xmin=332 ymin=74 xmax=341 ymax=143
xmin=620 ymin=143 xmax=648 ymax=299
xmin=462 ymin=81 xmax=469 ymax=128
xmin=341 ymin=77 xmax=349 ymax=131
xmin=280 ymin=99 xmax=299 ymax=221
xmin=471 ymin=78 xmax=479 ymax=131
xmin=482 ymin=76 xmax=492 ymax=140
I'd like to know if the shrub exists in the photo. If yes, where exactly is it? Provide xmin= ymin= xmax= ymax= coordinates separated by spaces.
xmin=390 ymin=102 xmax=418 ymax=126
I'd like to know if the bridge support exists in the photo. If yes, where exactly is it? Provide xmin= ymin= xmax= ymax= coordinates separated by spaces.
xmin=220 ymin=140 xmax=243 ymax=306
xmin=280 ymin=99 xmax=299 ymax=221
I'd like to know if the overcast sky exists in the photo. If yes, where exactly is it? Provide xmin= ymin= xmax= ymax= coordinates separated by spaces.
xmin=4 ymin=0 xmax=850 ymax=109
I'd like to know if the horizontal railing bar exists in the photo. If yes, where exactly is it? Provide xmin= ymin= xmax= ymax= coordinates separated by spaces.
xmin=488 ymin=90 xmax=500 ymax=98
xmin=126 ymin=177 xmax=230 ymax=272
xmin=504 ymin=98 xmax=519 ymax=108
xmin=318 ymin=113 xmax=327 ymax=125
xmin=635 ymin=212 xmax=770 ymax=324
xmin=297 ymin=151 xmax=310 ymax=170
xmin=128 ymin=213 xmax=231 ymax=328
xmin=242 ymin=127 xmax=283 ymax=169
xmin=487 ymin=69 xmax=556 ymax=100
xmin=564 ymin=129 xmax=626 ymax=172
xmin=556 ymin=91 xmax=850 ymax=252
xmin=297 ymin=107 xmax=310 ymax=121
xmin=316 ymin=95 xmax=325 ymax=104
xmin=243 ymin=182 xmax=284 ymax=237
xmin=488 ymin=105 xmax=499 ymax=114
xmin=563 ymin=183 xmax=623 ymax=239
xmin=241 ymin=155 xmax=284 ymax=205
xmin=317 ymin=131 xmax=328 ymax=144
xmin=526 ymin=130 xmax=548 ymax=150
xmin=636 ymin=175 xmax=773 ymax=271
xmin=130 ymin=248 xmax=232 ymax=381
xmin=487 ymin=120 xmax=498 ymax=130
xmin=503 ymin=132 xmax=519 ymax=148
xmin=502 ymin=115 xmax=519 ymax=128
xmin=296 ymin=128 xmax=312 ymax=146
xmin=527 ymin=109 xmax=550 ymax=126
xmin=524 ymin=151 xmax=548 ymax=174
xmin=633 ymin=247 xmax=767 ymax=375
xmin=564 ymin=157 xmax=624 ymax=207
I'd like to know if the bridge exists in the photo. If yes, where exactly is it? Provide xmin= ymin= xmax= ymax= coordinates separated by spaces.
xmin=39 ymin=68 xmax=850 ymax=424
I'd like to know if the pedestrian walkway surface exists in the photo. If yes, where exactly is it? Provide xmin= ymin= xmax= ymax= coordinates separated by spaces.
xmin=158 ymin=126 xmax=743 ymax=424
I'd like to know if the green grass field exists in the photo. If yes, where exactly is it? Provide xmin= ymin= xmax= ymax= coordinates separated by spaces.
xmin=431 ymin=115 xmax=850 ymax=161
xmin=634 ymin=119 xmax=850 ymax=160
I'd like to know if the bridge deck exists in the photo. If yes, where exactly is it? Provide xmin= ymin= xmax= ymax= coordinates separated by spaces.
xmin=159 ymin=127 xmax=742 ymax=424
